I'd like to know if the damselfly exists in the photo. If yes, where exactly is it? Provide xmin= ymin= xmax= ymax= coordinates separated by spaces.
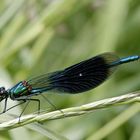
xmin=0 ymin=52 xmax=139 ymax=114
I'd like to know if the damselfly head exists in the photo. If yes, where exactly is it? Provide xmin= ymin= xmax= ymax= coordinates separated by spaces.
xmin=0 ymin=87 xmax=7 ymax=102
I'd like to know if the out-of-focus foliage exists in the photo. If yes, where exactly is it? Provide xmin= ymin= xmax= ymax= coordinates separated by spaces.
xmin=0 ymin=0 xmax=140 ymax=140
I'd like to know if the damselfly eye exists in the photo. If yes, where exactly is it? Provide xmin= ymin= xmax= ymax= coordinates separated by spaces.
xmin=0 ymin=87 xmax=6 ymax=94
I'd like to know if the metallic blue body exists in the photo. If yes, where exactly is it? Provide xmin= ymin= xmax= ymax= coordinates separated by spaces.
xmin=9 ymin=82 xmax=27 ymax=95
xmin=119 ymin=55 xmax=139 ymax=63
xmin=30 ymin=88 xmax=48 ymax=94
xmin=110 ymin=55 xmax=139 ymax=67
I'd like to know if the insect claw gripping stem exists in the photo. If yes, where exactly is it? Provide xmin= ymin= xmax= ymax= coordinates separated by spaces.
xmin=17 ymin=98 xmax=41 ymax=123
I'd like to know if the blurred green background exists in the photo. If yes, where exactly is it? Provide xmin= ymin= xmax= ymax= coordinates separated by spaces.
xmin=0 ymin=0 xmax=140 ymax=140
